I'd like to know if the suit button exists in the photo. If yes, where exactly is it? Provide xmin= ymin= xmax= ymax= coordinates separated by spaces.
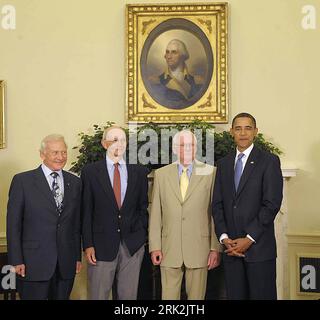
xmin=234 ymin=206 xmax=237 ymax=209
xmin=118 ymin=215 xmax=121 ymax=219
xmin=182 ymin=217 xmax=185 ymax=221
xmin=117 ymin=229 xmax=120 ymax=233
xmin=57 ymin=224 xmax=60 ymax=228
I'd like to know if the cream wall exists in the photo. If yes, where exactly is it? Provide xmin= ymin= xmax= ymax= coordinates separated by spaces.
xmin=0 ymin=0 xmax=319 ymax=238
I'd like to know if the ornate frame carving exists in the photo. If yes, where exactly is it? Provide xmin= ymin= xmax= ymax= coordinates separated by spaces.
xmin=126 ymin=3 xmax=228 ymax=124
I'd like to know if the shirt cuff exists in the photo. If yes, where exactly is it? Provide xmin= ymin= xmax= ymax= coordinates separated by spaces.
xmin=246 ymin=234 xmax=256 ymax=243
xmin=219 ymin=233 xmax=229 ymax=244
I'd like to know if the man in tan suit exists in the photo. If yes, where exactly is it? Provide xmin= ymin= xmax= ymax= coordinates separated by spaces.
xmin=149 ymin=130 xmax=221 ymax=300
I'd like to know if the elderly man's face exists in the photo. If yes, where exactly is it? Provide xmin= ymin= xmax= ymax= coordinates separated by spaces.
xmin=102 ymin=128 xmax=127 ymax=159
xmin=165 ymin=42 xmax=184 ymax=70
xmin=40 ymin=140 xmax=68 ymax=171
xmin=173 ymin=132 xmax=197 ymax=166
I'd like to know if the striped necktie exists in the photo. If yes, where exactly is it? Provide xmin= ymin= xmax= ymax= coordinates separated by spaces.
xmin=50 ymin=172 xmax=63 ymax=213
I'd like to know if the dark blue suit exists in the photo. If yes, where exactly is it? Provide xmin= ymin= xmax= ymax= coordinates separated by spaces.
xmin=212 ymin=146 xmax=283 ymax=299
xmin=7 ymin=166 xmax=81 ymax=299
xmin=81 ymin=160 xmax=149 ymax=261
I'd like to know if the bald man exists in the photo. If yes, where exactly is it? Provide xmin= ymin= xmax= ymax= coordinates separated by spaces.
xmin=149 ymin=130 xmax=221 ymax=300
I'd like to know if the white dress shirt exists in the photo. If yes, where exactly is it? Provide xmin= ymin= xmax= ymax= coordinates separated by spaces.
xmin=41 ymin=163 xmax=64 ymax=196
xmin=177 ymin=163 xmax=193 ymax=180
xmin=234 ymin=143 xmax=254 ymax=173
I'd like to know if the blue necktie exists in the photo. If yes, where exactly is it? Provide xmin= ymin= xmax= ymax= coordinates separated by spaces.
xmin=234 ymin=153 xmax=245 ymax=191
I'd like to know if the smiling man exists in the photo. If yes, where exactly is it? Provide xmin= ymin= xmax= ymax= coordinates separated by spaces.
xmin=212 ymin=113 xmax=283 ymax=300
xmin=6 ymin=134 xmax=82 ymax=300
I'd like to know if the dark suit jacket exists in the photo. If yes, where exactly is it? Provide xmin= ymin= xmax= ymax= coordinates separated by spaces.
xmin=212 ymin=146 xmax=283 ymax=262
xmin=6 ymin=166 xmax=81 ymax=281
xmin=81 ymin=159 xmax=149 ymax=261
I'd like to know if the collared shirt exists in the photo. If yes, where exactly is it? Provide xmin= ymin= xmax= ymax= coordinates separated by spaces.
xmin=177 ymin=163 xmax=193 ymax=180
xmin=41 ymin=163 xmax=64 ymax=196
xmin=106 ymin=155 xmax=128 ymax=205
xmin=234 ymin=143 xmax=254 ymax=174
xmin=164 ymin=65 xmax=191 ymax=81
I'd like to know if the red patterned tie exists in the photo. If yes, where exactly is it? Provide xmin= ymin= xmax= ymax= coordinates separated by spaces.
xmin=113 ymin=163 xmax=121 ymax=209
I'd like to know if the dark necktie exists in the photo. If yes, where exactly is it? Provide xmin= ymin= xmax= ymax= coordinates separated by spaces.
xmin=113 ymin=163 xmax=121 ymax=209
xmin=234 ymin=153 xmax=245 ymax=191
xmin=50 ymin=172 xmax=63 ymax=213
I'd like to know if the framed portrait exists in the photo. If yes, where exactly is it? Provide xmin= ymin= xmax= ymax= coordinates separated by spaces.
xmin=126 ymin=3 xmax=228 ymax=124
xmin=0 ymin=81 xmax=5 ymax=148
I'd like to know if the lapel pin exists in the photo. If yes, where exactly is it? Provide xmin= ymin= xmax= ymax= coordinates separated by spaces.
xmin=250 ymin=161 xmax=254 ymax=164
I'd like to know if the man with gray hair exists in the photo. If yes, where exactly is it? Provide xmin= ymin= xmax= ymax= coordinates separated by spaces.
xmin=7 ymin=134 xmax=82 ymax=299
xmin=151 ymin=39 xmax=203 ymax=109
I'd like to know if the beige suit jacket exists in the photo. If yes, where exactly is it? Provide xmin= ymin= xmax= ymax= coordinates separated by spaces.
xmin=149 ymin=160 xmax=221 ymax=268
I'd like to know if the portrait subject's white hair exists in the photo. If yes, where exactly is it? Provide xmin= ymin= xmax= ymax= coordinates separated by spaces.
xmin=40 ymin=134 xmax=67 ymax=152
xmin=166 ymin=39 xmax=190 ymax=61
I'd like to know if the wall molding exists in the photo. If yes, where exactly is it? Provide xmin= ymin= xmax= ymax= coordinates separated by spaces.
xmin=0 ymin=232 xmax=6 ymax=243
xmin=287 ymin=233 xmax=320 ymax=246
xmin=282 ymin=168 xmax=297 ymax=178
xmin=288 ymin=232 xmax=320 ymax=299
xmin=0 ymin=232 xmax=6 ymax=253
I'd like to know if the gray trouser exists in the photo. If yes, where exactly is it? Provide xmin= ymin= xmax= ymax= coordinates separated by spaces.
xmin=88 ymin=242 xmax=145 ymax=300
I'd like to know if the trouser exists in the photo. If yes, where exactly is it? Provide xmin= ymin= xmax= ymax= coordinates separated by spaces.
xmin=160 ymin=265 xmax=208 ymax=300
xmin=88 ymin=242 xmax=145 ymax=300
xmin=223 ymin=257 xmax=277 ymax=300
xmin=17 ymin=264 xmax=74 ymax=300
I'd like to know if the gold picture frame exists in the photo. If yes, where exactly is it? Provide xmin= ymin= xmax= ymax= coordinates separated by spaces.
xmin=0 ymin=81 xmax=5 ymax=148
xmin=126 ymin=3 xmax=228 ymax=124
